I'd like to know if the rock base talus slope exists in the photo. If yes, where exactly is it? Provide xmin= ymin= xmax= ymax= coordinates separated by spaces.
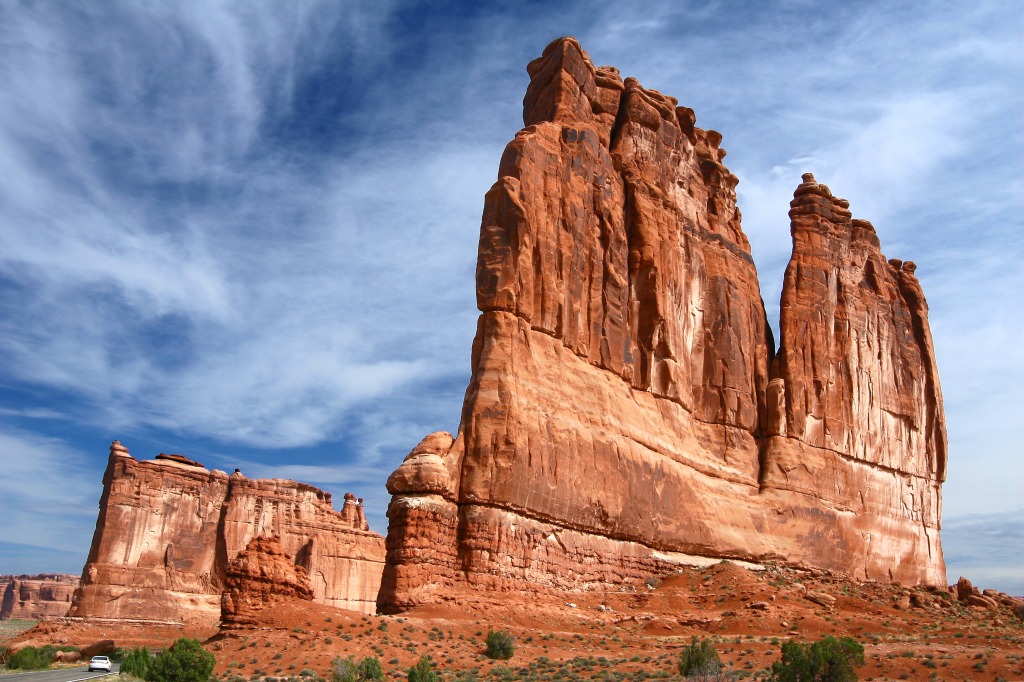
xmin=70 ymin=441 xmax=385 ymax=623
xmin=0 ymin=574 xmax=79 ymax=620
xmin=378 ymin=37 xmax=947 ymax=611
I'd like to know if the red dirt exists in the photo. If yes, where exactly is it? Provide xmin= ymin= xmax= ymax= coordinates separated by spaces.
xmin=9 ymin=563 xmax=1023 ymax=681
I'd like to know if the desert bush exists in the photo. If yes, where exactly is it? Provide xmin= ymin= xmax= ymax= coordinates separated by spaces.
xmin=121 ymin=647 xmax=151 ymax=678
xmin=484 ymin=630 xmax=515 ymax=660
xmin=37 ymin=644 xmax=78 ymax=661
xmin=356 ymin=657 xmax=384 ymax=681
xmin=146 ymin=638 xmax=216 ymax=682
xmin=331 ymin=656 xmax=383 ymax=682
xmin=6 ymin=646 xmax=50 ymax=670
xmin=766 ymin=636 xmax=864 ymax=682
xmin=678 ymin=637 xmax=725 ymax=680
xmin=407 ymin=655 xmax=439 ymax=682
xmin=331 ymin=657 xmax=357 ymax=682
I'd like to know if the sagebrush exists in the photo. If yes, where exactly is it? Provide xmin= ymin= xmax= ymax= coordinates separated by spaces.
xmin=484 ymin=630 xmax=515 ymax=660
xmin=767 ymin=635 xmax=864 ymax=682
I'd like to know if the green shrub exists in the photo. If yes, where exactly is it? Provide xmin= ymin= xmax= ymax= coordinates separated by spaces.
xmin=121 ymin=647 xmax=151 ymax=678
xmin=38 ymin=645 xmax=68 ymax=662
xmin=332 ymin=656 xmax=383 ymax=682
xmin=678 ymin=637 xmax=723 ymax=679
xmin=484 ymin=630 xmax=515 ymax=660
xmin=146 ymin=638 xmax=215 ymax=682
xmin=357 ymin=657 xmax=384 ymax=681
xmin=767 ymin=636 xmax=864 ymax=682
xmin=332 ymin=657 xmax=357 ymax=682
xmin=407 ymin=655 xmax=439 ymax=682
xmin=6 ymin=646 xmax=50 ymax=670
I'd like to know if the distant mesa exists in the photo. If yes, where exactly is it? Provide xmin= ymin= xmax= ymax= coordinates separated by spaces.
xmin=0 ymin=574 xmax=79 ymax=620
xmin=377 ymin=36 xmax=947 ymax=612
xmin=68 ymin=440 xmax=385 ymax=624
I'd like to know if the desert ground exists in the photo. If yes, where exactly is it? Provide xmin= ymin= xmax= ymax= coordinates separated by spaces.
xmin=6 ymin=562 xmax=1022 ymax=681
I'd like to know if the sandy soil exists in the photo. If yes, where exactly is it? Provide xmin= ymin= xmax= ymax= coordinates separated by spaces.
xmin=9 ymin=563 xmax=1023 ymax=681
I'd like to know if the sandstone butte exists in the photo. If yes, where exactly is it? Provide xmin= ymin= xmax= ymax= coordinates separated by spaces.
xmin=0 ymin=574 xmax=78 ymax=620
xmin=68 ymin=441 xmax=385 ymax=623
xmin=378 ymin=37 xmax=947 ymax=612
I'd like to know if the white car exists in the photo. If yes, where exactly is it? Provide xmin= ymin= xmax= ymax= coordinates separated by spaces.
xmin=88 ymin=656 xmax=112 ymax=672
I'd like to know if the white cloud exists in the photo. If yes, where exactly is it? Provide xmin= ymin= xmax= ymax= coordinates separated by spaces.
xmin=0 ymin=2 xmax=486 ymax=450
xmin=0 ymin=407 xmax=67 ymax=419
xmin=0 ymin=429 xmax=100 ymax=567
xmin=0 ymin=0 xmax=1020 ymax=581
xmin=943 ymin=509 xmax=1024 ymax=596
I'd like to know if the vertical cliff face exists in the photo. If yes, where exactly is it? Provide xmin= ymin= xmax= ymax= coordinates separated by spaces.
xmin=70 ymin=441 xmax=385 ymax=623
xmin=0 ymin=574 xmax=78 ymax=620
xmin=378 ymin=37 xmax=947 ymax=611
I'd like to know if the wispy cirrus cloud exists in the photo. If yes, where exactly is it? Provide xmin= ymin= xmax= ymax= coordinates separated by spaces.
xmin=0 ymin=1 xmax=481 ymax=452
xmin=0 ymin=428 xmax=99 ymax=573
xmin=0 ymin=1 xmax=1020 ymax=579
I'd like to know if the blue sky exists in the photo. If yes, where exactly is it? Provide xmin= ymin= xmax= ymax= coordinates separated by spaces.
xmin=0 ymin=1 xmax=1021 ymax=594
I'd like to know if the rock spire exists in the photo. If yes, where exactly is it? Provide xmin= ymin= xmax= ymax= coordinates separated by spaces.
xmin=378 ymin=37 xmax=947 ymax=611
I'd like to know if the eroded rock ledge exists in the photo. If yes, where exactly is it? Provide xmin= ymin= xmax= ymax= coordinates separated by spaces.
xmin=378 ymin=37 xmax=946 ymax=612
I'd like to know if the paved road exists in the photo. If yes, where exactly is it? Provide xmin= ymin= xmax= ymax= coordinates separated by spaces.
xmin=2 ymin=664 xmax=119 ymax=682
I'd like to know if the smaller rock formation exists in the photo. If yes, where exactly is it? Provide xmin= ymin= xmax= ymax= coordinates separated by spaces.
xmin=221 ymin=536 xmax=313 ymax=628
xmin=53 ymin=651 xmax=82 ymax=663
xmin=948 ymin=577 xmax=1022 ymax=618
xmin=79 ymin=640 xmax=116 ymax=659
xmin=70 ymin=441 xmax=385 ymax=623
xmin=955 ymin=576 xmax=977 ymax=602
xmin=0 ymin=574 xmax=79 ymax=620
xmin=155 ymin=453 xmax=204 ymax=467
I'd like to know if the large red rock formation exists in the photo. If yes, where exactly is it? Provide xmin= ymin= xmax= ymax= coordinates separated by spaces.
xmin=69 ymin=441 xmax=385 ymax=623
xmin=0 ymin=574 xmax=78 ymax=620
xmin=220 ymin=536 xmax=314 ymax=628
xmin=378 ymin=37 xmax=947 ymax=611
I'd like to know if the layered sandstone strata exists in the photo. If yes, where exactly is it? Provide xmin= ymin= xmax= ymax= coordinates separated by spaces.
xmin=378 ymin=37 xmax=947 ymax=611
xmin=0 ymin=574 xmax=78 ymax=620
xmin=69 ymin=441 xmax=385 ymax=623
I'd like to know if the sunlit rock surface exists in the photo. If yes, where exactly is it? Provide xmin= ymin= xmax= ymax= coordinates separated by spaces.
xmin=378 ymin=37 xmax=946 ymax=611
